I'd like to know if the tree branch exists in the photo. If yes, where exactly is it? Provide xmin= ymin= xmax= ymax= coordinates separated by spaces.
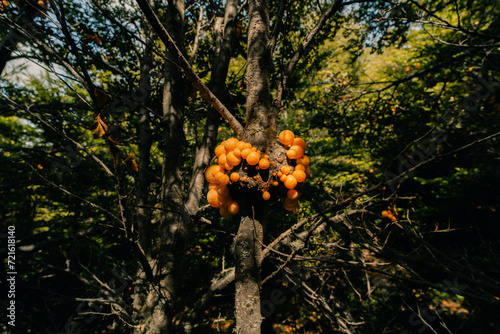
xmin=49 ymin=0 xmax=99 ymax=107
xmin=274 ymin=0 xmax=343 ymax=108
xmin=185 ymin=0 xmax=240 ymax=214
xmin=27 ymin=162 xmax=122 ymax=223
xmin=19 ymin=103 xmax=115 ymax=177
xmin=267 ymin=0 xmax=286 ymax=53
xmin=134 ymin=0 xmax=247 ymax=140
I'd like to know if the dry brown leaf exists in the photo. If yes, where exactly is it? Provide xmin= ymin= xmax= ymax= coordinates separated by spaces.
xmin=91 ymin=121 xmax=105 ymax=139
xmin=126 ymin=159 xmax=139 ymax=172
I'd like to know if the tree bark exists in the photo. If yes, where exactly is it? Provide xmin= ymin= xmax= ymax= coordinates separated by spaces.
xmin=131 ymin=4 xmax=157 ymax=331
xmin=155 ymin=0 xmax=187 ymax=331
xmin=185 ymin=0 xmax=239 ymax=214
xmin=0 ymin=29 xmax=21 ymax=76
xmin=136 ymin=19 xmax=154 ymax=259
xmin=234 ymin=0 xmax=273 ymax=333
xmin=234 ymin=215 xmax=264 ymax=334
xmin=133 ymin=1 xmax=187 ymax=333
xmin=245 ymin=0 xmax=275 ymax=148
xmin=135 ymin=0 xmax=246 ymax=139
xmin=0 ymin=6 xmax=38 ymax=75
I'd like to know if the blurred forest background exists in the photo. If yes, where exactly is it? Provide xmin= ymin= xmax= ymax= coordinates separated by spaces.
xmin=1 ymin=0 xmax=499 ymax=333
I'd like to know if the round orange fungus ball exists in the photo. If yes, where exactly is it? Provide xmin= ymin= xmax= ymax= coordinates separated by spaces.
xmin=280 ymin=173 xmax=288 ymax=183
xmin=236 ymin=141 xmax=247 ymax=151
xmin=217 ymin=173 xmax=230 ymax=185
xmin=287 ymin=189 xmax=300 ymax=200
xmin=217 ymin=185 xmax=230 ymax=197
xmin=205 ymin=165 xmax=222 ymax=183
xmin=281 ymin=165 xmax=290 ymax=175
xmin=287 ymin=145 xmax=304 ymax=160
xmin=279 ymin=130 xmax=295 ymax=146
xmin=218 ymin=153 xmax=227 ymax=167
xmin=227 ymin=201 xmax=240 ymax=214
xmin=241 ymin=148 xmax=252 ymax=159
xmin=246 ymin=151 xmax=260 ymax=165
xmin=233 ymin=147 xmax=242 ymax=158
xmin=215 ymin=145 xmax=226 ymax=157
xmin=226 ymin=151 xmax=241 ymax=166
xmin=284 ymin=175 xmax=298 ymax=189
xmin=297 ymin=155 xmax=310 ymax=166
xmin=295 ymin=164 xmax=306 ymax=172
xmin=293 ymin=170 xmax=307 ymax=183
xmin=292 ymin=137 xmax=306 ymax=150
xmin=230 ymin=172 xmax=240 ymax=182
xmin=207 ymin=189 xmax=220 ymax=207
xmin=224 ymin=137 xmax=239 ymax=152
xmin=258 ymin=158 xmax=270 ymax=169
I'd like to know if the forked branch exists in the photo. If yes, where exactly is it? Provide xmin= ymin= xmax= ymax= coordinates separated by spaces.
xmin=274 ymin=0 xmax=344 ymax=107
xmin=134 ymin=0 xmax=247 ymax=140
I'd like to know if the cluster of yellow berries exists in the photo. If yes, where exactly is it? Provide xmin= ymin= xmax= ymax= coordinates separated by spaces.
xmin=204 ymin=131 xmax=310 ymax=218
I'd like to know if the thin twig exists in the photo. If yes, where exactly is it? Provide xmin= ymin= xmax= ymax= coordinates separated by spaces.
xmin=274 ymin=0 xmax=344 ymax=107
xmin=134 ymin=0 xmax=247 ymax=140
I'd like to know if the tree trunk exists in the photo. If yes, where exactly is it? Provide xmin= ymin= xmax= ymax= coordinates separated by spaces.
xmin=234 ymin=0 xmax=273 ymax=333
xmin=0 ymin=30 xmax=21 ymax=75
xmin=131 ymin=4 xmax=156 ymax=331
xmin=133 ymin=1 xmax=187 ymax=333
xmin=0 ymin=7 xmax=38 ymax=75
xmin=185 ymin=0 xmax=239 ymax=214
xmin=136 ymin=20 xmax=154 ymax=259
xmin=244 ymin=0 xmax=275 ymax=147
xmin=234 ymin=215 xmax=264 ymax=334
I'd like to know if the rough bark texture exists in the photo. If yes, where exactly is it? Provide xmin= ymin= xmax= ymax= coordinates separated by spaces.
xmin=234 ymin=215 xmax=264 ymax=334
xmin=234 ymin=0 xmax=273 ymax=333
xmin=0 ymin=5 xmax=38 ymax=75
xmin=159 ymin=0 xmax=187 ymax=331
xmin=132 ymin=6 xmax=156 ymax=331
xmin=0 ymin=29 xmax=20 ymax=76
xmin=245 ymin=0 xmax=274 ymax=149
xmin=133 ymin=1 xmax=187 ymax=333
xmin=185 ymin=0 xmax=239 ymax=214
xmin=136 ymin=21 xmax=154 ymax=259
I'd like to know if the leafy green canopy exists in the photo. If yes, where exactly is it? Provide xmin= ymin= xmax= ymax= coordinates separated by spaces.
xmin=0 ymin=0 xmax=499 ymax=332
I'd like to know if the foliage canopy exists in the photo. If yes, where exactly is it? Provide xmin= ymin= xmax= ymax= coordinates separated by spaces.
xmin=1 ymin=0 xmax=499 ymax=333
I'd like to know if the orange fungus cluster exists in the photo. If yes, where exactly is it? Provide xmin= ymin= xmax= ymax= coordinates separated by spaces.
xmin=381 ymin=209 xmax=397 ymax=222
xmin=276 ymin=130 xmax=310 ymax=211
xmin=205 ymin=131 xmax=310 ymax=218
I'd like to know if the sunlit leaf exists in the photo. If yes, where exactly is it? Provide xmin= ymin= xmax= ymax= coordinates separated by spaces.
xmin=96 ymin=114 xmax=108 ymax=131
xmin=91 ymin=121 xmax=105 ymax=139
xmin=107 ymin=136 xmax=121 ymax=145
xmin=123 ymin=153 xmax=138 ymax=172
